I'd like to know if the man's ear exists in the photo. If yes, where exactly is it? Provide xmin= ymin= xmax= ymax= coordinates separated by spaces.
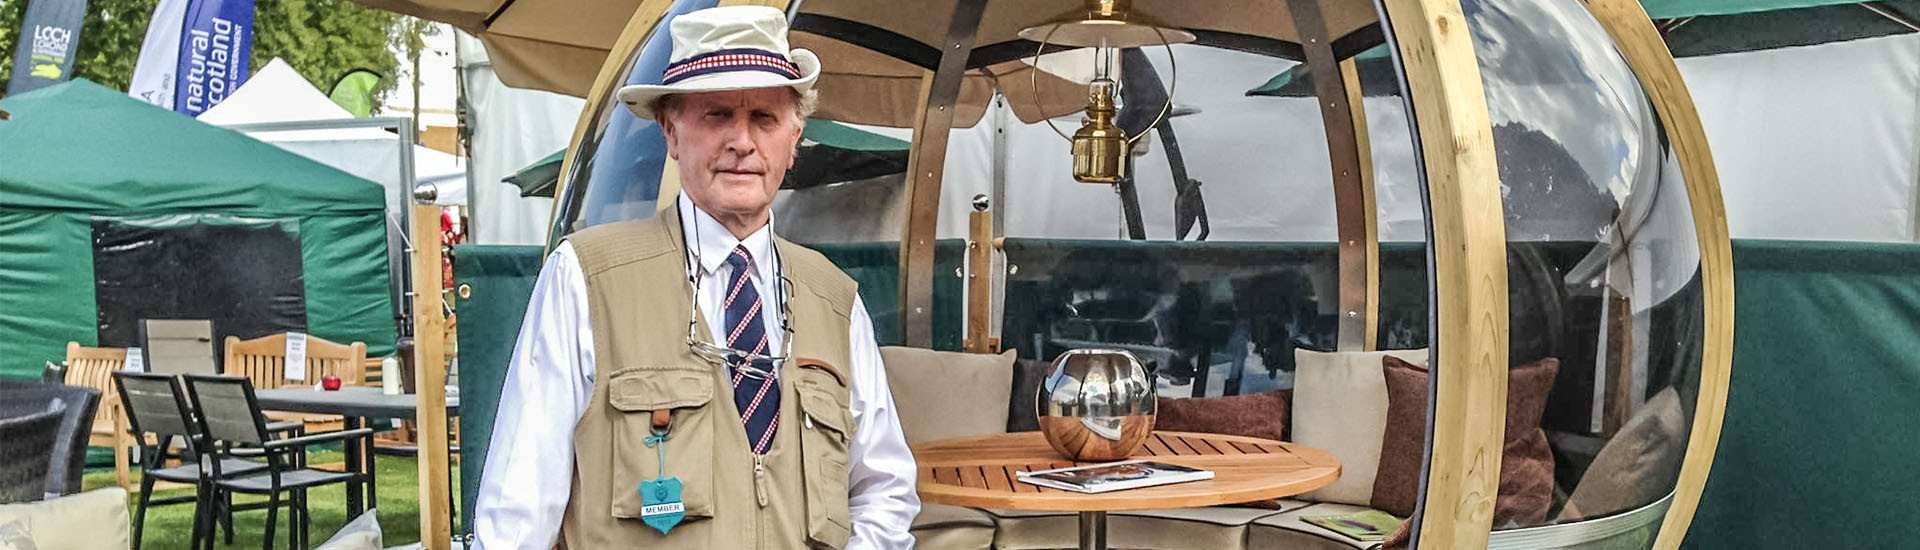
xmin=660 ymin=118 xmax=680 ymax=160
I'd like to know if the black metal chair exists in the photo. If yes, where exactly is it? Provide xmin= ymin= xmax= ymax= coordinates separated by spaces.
xmin=0 ymin=378 xmax=102 ymax=499
xmin=116 ymin=371 xmax=272 ymax=550
xmin=0 ymin=400 xmax=65 ymax=504
xmin=184 ymin=374 xmax=371 ymax=550
xmin=41 ymin=360 xmax=67 ymax=383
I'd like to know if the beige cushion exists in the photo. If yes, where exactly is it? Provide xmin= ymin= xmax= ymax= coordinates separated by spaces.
xmin=911 ymin=503 xmax=996 ymax=550
xmin=880 ymin=347 xmax=1016 ymax=446
xmin=1557 ymin=388 xmax=1688 ymax=522
xmin=988 ymin=506 xmax=1279 ymax=550
xmin=1247 ymin=501 xmax=1382 ymax=550
xmin=315 ymin=508 xmax=383 ymax=550
xmin=1291 ymin=348 xmax=1429 ymax=505
xmin=0 ymin=487 xmax=128 ymax=550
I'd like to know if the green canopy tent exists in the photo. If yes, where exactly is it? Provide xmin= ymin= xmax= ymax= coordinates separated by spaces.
xmin=506 ymin=119 xmax=911 ymax=197
xmin=1246 ymin=0 xmax=1920 ymax=99
xmin=0 ymin=80 xmax=396 ymax=379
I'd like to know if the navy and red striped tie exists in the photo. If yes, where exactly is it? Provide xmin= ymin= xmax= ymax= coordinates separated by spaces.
xmin=722 ymin=245 xmax=779 ymax=454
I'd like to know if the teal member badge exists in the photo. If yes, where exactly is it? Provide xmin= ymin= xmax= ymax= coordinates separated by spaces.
xmin=640 ymin=477 xmax=685 ymax=534
xmin=640 ymin=431 xmax=684 ymax=534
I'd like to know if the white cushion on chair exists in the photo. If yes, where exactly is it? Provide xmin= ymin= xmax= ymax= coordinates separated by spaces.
xmin=0 ymin=487 xmax=128 ymax=550
xmin=1291 ymin=348 xmax=1428 ymax=506
xmin=315 ymin=508 xmax=383 ymax=550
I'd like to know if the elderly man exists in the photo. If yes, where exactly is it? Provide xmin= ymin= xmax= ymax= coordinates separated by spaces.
xmin=471 ymin=6 xmax=920 ymax=549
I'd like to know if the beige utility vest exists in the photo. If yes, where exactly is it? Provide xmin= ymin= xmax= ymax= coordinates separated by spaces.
xmin=561 ymin=208 xmax=859 ymax=549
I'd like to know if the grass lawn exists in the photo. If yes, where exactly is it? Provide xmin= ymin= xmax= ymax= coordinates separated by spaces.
xmin=82 ymin=451 xmax=461 ymax=549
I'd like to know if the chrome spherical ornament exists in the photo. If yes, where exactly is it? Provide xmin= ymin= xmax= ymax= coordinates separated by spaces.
xmin=1037 ymin=348 xmax=1157 ymax=461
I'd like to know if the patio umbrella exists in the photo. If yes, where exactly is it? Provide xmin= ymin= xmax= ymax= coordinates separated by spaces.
xmin=505 ymin=119 xmax=911 ymax=197
xmin=504 ymin=149 xmax=567 ymax=198
xmin=1245 ymin=45 xmax=1399 ymax=98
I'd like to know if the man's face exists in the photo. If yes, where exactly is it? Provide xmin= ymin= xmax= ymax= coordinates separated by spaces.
xmin=661 ymin=88 xmax=804 ymax=224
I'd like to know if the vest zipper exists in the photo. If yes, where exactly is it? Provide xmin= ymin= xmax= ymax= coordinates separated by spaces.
xmin=753 ymin=453 xmax=769 ymax=508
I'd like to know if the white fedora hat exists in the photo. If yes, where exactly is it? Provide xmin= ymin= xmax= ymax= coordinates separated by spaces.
xmin=616 ymin=5 xmax=820 ymax=120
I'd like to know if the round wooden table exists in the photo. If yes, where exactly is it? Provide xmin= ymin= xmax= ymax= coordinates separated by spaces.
xmin=914 ymin=431 xmax=1341 ymax=550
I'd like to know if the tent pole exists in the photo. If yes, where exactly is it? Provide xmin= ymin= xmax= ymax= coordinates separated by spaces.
xmin=1861 ymin=2 xmax=1920 ymax=32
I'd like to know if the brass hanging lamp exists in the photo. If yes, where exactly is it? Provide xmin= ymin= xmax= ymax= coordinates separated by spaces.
xmin=1019 ymin=0 xmax=1193 ymax=183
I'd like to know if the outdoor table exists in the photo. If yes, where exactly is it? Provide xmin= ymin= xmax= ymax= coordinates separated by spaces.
xmin=253 ymin=386 xmax=459 ymax=516
xmin=913 ymin=431 xmax=1341 ymax=550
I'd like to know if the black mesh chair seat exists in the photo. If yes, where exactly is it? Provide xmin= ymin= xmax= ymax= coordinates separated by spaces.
xmin=144 ymin=457 xmax=271 ymax=484
xmin=218 ymin=469 xmax=358 ymax=493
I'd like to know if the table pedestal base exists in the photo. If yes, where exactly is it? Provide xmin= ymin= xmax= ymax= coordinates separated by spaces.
xmin=1079 ymin=511 xmax=1107 ymax=550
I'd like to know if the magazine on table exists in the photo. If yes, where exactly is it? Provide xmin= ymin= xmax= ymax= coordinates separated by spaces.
xmin=1015 ymin=460 xmax=1213 ymax=493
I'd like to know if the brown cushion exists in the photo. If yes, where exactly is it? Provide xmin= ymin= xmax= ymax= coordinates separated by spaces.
xmin=1370 ymin=355 xmax=1559 ymax=528
xmin=880 ymin=347 xmax=1016 ymax=446
xmin=1153 ymin=390 xmax=1290 ymax=442
xmin=1557 ymin=387 xmax=1688 ymax=521
xmin=1007 ymin=358 xmax=1051 ymax=432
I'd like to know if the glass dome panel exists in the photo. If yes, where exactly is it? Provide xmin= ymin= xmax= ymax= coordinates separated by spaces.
xmin=549 ymin=0 xmax=720 ymax=246
xmin=1461 ymin=0 xmax=1705 ymax=542
xmin=987 ymin=43 xmax=1355 ymax=397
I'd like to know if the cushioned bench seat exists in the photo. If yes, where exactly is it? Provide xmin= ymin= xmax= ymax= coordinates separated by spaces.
xmin=983 ymin=505 xmax=1314 ymax=550
xmin=912 ymin=503 xmax=999 ymax=550
xmin=914 ymin=501 xmax=1388 ymax=550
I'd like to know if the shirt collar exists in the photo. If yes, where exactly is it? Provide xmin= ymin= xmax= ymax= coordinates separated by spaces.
xmin=678 ymin=192 xmax=776 ymax=284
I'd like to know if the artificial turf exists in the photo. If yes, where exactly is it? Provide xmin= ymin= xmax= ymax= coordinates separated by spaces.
xmin=81 ymin=451 xmax=461 ymax=549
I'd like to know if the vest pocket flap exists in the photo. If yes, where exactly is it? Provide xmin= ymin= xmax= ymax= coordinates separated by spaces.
xmin=796 ymin=381 xmax=853 ymax=435
xmin=608 ymin=368 xmax=713 ymax=412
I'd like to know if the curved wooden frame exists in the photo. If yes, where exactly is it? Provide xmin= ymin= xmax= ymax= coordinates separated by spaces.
xmin=1579 ymin=0 xmax=1735 ymax=547
xmin=1378 ymin=1 xmax=1511 ymax=549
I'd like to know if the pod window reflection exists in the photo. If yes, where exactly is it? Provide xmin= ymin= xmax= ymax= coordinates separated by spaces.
xmin=552 ymin=1 xmax=1731 ymax=548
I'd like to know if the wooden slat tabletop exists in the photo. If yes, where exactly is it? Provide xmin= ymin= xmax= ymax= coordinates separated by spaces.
xmin=913 ymin=431 xmax=1341 ymax=512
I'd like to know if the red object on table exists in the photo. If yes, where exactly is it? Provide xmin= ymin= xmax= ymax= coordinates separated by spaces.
xmin=322 ymin=374 xmax=342 ymax=391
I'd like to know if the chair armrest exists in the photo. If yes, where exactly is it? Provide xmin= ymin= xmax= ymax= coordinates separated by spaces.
xmin=263 ymin=428 xmax=375 ymax=451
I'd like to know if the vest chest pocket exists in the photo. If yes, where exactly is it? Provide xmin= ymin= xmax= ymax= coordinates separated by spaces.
xmin=607 ymin=367 xmax=717 ymax=525
xmin=795 ymin=366 xmax=855 ymax=549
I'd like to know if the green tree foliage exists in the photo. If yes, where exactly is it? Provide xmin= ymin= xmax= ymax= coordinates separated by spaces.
xmin=0 ymin=0 xmax=404 ymax=107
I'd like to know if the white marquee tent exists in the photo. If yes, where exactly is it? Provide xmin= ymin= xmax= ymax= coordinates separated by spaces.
xmin=199 ymin=58 xmax=470 ymax=207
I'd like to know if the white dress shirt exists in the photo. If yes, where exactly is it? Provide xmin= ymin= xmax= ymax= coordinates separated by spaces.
xmin=473 ymin=194 xmax=920 ymax=550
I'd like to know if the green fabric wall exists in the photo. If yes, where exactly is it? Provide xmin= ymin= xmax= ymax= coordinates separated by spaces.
xmin=0 ymin=212 xmax=97 ymax=378
xmin=1642 ymin=0 xmax=1863 ymax=19
xmin=1685 ymin=240 xmax=1920 ymax=549
xmin=812 ymin=240 xmax=966 ymax=351
xmin=301 ymin=214 xmax=398 ymax=359
xmin=440 ymin=237 xmax=1920 ymax=546
xmin=452 ymin=245 xmax=547 ymax=535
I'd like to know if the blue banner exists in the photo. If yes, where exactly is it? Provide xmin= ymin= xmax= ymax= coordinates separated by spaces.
xmin=171 ymin=0 xmax=254 ymax=116
xmin=5 ymin=0 xmax=89 ymax=96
